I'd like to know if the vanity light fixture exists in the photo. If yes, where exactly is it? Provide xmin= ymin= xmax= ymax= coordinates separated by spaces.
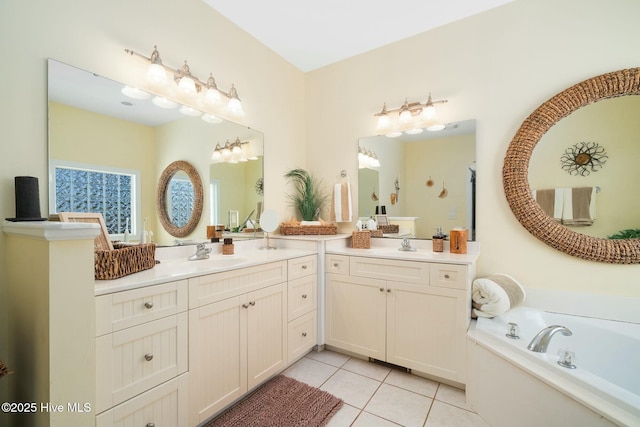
xmin=374 ymin=93 xmax=447 ymax=137
xmin=211 ymin=138 xmax=256 ymax=163
xmin=358 ymin=146 xmax=381 ymax=169
xmin=124 ymin=45 xmax=244 ymax=116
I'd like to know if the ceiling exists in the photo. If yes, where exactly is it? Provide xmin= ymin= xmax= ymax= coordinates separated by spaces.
xmin=203 ymin=0 xmax=513 ymax=72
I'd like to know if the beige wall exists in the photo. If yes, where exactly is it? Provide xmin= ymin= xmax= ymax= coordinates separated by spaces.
xmin=305 ymin=0 xmax=640 ymax=297
xmin=0 ymin=0 xmax=305 ymax=407
xmin=3 ymin=0 xmax=640 ymax=410
xmin=49 ymin=102 xmax=157 ymax=238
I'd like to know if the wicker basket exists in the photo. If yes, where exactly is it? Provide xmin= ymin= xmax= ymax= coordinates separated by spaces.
xmin=95 ymin=243 xmax=157 ymax=280
xmin=379 ymin=224 xmax=399 ymax=234
xmin=370 ymin=230 xmax=383 ymax=238
xmin=279 ymin=224 xmax=338 ymax=235
xmin=351 ymin=231 xmax=371 ymax=249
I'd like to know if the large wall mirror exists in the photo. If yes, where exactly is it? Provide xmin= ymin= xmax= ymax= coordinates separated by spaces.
xmin=358 ymin=119 xmax=476 ymax=240
xmin=504 ymin=68 xmax=640 ymax=264
xmin=47 ymin=59 xmax=264 ymax=246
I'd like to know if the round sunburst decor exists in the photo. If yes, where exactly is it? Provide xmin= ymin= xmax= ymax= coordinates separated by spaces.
xmin=560 ymin=141 xmax=608 ymax=176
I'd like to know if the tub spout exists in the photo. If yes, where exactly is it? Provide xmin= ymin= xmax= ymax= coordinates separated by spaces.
xmin=527 ymin=325 xmax=572 ymax=353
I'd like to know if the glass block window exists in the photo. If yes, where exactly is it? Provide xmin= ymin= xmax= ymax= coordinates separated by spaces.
xmin=168 ymin=177 xmax=195 ymax=228
xmin=51 ymin=160 xmax=140 ymax=236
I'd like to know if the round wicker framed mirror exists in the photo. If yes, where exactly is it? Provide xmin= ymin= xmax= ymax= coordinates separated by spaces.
xmin=156 ymin=160 xmax=203 ymax=238
xmin=503 ymin=68 xmax=640 ymax=264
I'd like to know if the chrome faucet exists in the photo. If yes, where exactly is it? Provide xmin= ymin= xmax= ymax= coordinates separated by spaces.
xmin=527 ymin=325 xmax=572 ymax=353
xmin=398 ymin=238 xmax=417 ymax=252
xmin=188 ymin=243 xmax=211 ymax=261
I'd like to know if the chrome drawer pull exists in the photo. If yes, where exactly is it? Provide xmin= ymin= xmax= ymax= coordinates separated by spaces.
xmin=144 ymin=301 xmax=154 ymax=309
xmin=144 ymin=353 xmax=153 ymax=362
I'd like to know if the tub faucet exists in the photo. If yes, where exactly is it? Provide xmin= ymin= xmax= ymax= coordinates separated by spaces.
xmin=527 ymin=325 xmax=572 ymax=353
xmin=188 ymin=243 xmax=211 ymax=261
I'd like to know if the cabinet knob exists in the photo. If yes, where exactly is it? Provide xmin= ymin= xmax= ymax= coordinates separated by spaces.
xmin=379 ymin=287 xmax=384 ymax=292
xmin=249 ymin=301 xmax=256 ymax=306
xmin=144 ymin=301 xmax=153 ymax=309
xmin=302 ymin=332 xmax=307 ymax=337
xmin=444 ymin=274 xmax=450 ymax=279
xmin=144 ymin=353 xmax=153 ymax=362
xmin=242 ymin=303 xmax=249 ymax=309
xmin=333 ymin=263 xmax=339 ymax=267
xmin=301 ymin=294 xmax=308 ymax=299
xmin=302 ymin=265 xmax=308 ymax=269
xmin=146 ymin=423 xmax=155 ymax=427
xmin=386 ymin=288 xmax=392 ymax=293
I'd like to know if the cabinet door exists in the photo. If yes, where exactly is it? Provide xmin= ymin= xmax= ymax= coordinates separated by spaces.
xmin=96 ymin=374 xmax=188 ymax=427
xmin=95 ymin=313 xmax=188 ymax=413
xmin=288 ymin=274 xmax=317 ymax=320
xmin=246 ymin=283 xmax=287 ymax=390
xmin=189 ymin=296 xmax=246 ymax=426
xmin=386 ymin=281 xmax=467 ymax=382
xmin=325 ymin=273 xmax=386 ymax=360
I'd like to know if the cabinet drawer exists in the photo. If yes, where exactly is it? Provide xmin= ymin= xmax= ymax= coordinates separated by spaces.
xmin=96 ymin=281 xmax=188 ymax=336
xmin=288 ymin=274 xmax=317 ymax=320
xmin=326 ymin=254 xmax=350 ymax=275
xmin=189 ymin=261 xmax=287 ymax=308
xmin=288 ymin=255 xmax=317 ymax=281
xmin=96 ymin=313 xmax=188 ymax=413
xmin=288 ymin=311 xmax=317 ymax=363
xmin=350 ymin=256 xmax=429 ymax=284
xmin=96 ymin=374 xmax=188 ymax=427
xmin=429 ymin=263 xmax=468 ymax=290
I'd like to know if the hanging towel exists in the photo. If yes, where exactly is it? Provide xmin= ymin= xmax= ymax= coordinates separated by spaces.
xmin=471 ymin=274 xmax=526 ymax=319
xmin=533 ymin=188 xmax=563 ymax=222
xmin=562 ymin=187 xmax=596 ymax=226
xmin=330 ymin=182 xmax=352 ymax=222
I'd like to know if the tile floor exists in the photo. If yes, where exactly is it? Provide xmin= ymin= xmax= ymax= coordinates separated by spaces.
xmin=283 ymin=350 xmax=491 ymax=427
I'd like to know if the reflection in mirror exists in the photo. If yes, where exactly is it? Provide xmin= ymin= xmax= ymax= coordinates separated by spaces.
xmin=156 ymin=160 xmax=203 ymax=238
xmin=529 ymin=96 xmax=640 ymax=239
xmin=167 ymin=170 xmax=194 ymax=228
xmin=47 ymin=59 xmax=263 ymax=246
xmin=358 ymin=119 xmax=476 ymax=240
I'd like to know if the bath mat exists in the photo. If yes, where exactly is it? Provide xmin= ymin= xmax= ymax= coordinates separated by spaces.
xmin=204 ymin=375 xmax=343 ymax=427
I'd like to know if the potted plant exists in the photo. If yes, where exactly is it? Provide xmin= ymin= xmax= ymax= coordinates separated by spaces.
xmin=284 ymin=168 xmax=327 ymax=221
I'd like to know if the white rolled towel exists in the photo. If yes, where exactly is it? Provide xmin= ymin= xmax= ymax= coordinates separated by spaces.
xmin=472 ymin=274 xmax=526 ymax=318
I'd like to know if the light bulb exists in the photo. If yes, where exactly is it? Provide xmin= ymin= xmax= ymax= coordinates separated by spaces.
xmin=212 ymin=149 xmax=221 ymax=161
xmin=179 ymin=105 xmax=202 ymax=117
xmin=377 ymin=113 xmax=390 ymax=131
xmin=178 ymin=76 xmax=197 ymax=95
xmin=205 ymin=87 xmax=221 ymax=105
xmin=228 ymin=97 xmax=243 ymax=115
xmin=146 ymin=63 xmax=168 ymax=85
xmin=422 ymin=104 xmax=436 ymax=120
xmin=152 ymin=96 xmax=177 ymax=109
xmin=202 ymin=113 xmax=222 ymax=124
xmin=121 ymin=86 xmax=150 ymax=100
xmin=399 ymin=108 xmax=412 ymax=124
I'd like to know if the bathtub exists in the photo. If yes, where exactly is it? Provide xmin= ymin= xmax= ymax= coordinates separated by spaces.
xmin=466 ymin=306 xmax=640 ymax=427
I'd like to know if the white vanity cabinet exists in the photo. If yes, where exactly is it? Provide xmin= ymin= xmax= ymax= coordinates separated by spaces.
xmin=187 ymin=261 xmax=288 ymax=426
xmin=287 ymin=255 xmax=318 ymax=362
xmin=94 ymin=280 xmax=189 ymax=426
xmin=326 ymin=254 xmax=473 ymax=384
